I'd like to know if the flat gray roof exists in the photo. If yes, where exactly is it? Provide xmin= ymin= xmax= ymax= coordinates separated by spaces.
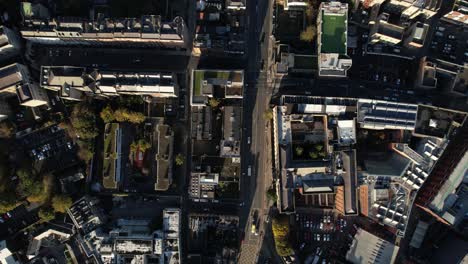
xmin=341 ymin=149 xmax=358 ymax=215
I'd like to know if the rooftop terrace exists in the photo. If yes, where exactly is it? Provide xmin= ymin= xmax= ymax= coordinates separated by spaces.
xmin=155 ymin=124 xmax=173 ymax=191
xmin=192 ymin=69 xmax=243 ymax=105
xmin=320 ymin=2 xmax=348 ymax=54
xmin=102 ymin=123 xmax=120 ymax=190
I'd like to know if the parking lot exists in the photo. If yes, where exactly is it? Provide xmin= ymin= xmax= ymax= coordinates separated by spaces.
xmin=352 ymin=55 xmax=418 ymax=89
xmin=110 ymin=195 xmax=180 ymax=220
xmin=294 ymin=211 xmax=359 ymax=263
xmin=16 ymin=125 xmax=79 ymax=173
xmin=0 ymin=204 xmax=39 ymax=240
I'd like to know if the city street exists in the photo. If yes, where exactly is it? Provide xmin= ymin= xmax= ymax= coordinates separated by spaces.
xmin=238 ymin=0 xmax=277 ymax=262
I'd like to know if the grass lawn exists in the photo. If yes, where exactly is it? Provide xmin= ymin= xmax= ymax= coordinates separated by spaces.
xmin=216 ymin=182 xmax=239 ymax=199
xmin=205 ymin=71 xmax=231 ymax=79
xmin=104 ymin=123 xmax=119 ymax=156
xmin=321 ymin=13 xmax=346 ymax=54
xmin=102 ymin=123 xmax=119 ymax=189
xmin=193 ymin=70 xmax=233 ymax=97
xmin=193 ymin=71 xmax=204 ymax=96
xmin=103 ymin=159 xmax=116 ymax=189
xmin=294 ymin=55 xmax=317 ymax=70
xmin=292 ymin=142 xmax=326 ymax=161
xmin=21 ymin=2 xmax=32 ymax=17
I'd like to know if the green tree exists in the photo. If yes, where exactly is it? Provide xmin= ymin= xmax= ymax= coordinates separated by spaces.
xmin=266 ymin=188 xmax=277 ymax=202
xmin=300 ymin=25 xmax=317 ymax=42
xmin=272 ymin=216 xmax=294 ymax=256
xmin=52 ymin=195 xmax=73 ymax=213
xmin=309 ymin=151 xmax=318 ymax=159
xmin=0 ymin=121 xmax=16 ymax=138
xmin=137 ymin=139 xmax=151 ymax=152
xmin=114 ymin=108 xmax=145 ymax=124
xmin=318 ymin=150 xmax=327 ymax=158
xmin=128 ymin=111 xmax=145 ymax=124
xmin=27 ymin=173 xmax=53 ymax=204
xmin=130 ymin=139 xmax=151 ymax=153
xmin=0 ymin=192 xmax=19 ymax=213
xmin=314 ymin=144 xmax=324 ymax=152
xmin=175 ymin=153 xmax=185 ymax=166
xmin=39 ymin=207 xmax=55 ymax=222
xmin=71 ymin=103 xmax=98 ymax=139
xmin=263 ymin=109 xmax=273 ymax=120
xmin=114 ymin=108 xmax=127 ymax=122
xmin=78 ymin=145 xmax=94 ymax=161
xmin=77 ymin=139 xmax=94 ymax=161
xmin=109 ymin=152 xmax=118 ymax=159
xmin=100 ymin=105 xmax=115 ymax=123
xmin=17 ymin=169 xmax=42 ymax=198
xmin=295 ymin=146 xmax=304 ymax=156
xmin=51 ymin=112 xmax=65 ymax=123
xmin=130 ymin=142 xmax=138 ymax=153
xmin=208 ymin=98 xmax=220 ymax=108
xmin=0 ymin=161 xmax=10 ymax=193
xmin=117 ymin=95 xmax=144 ymax=107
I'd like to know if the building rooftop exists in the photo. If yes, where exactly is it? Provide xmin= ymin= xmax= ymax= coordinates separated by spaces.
xmin=155 ymin=124 xmax=174 ymax=191
xmin=441 ymin=183 xmax=468 ymax=227
xmin=0 ymin=27 xmax=9 ymax=48
xmin=337 ymin=119 xmax=356 ymax=145
xmin=359 ymin=185 xmax=370 ymax=216
xmin=317 ymin=2 xmax=352 ymax=77
xmin=409 ymin=221 xmax=429 ymax=249
xmin=191 ymin=69 xmax=243 ymax=105
xmin=75 ymin=208 xmax=181 ymax=264
xmin=357 ymin=99 xmax=418 ymax=130
xmin=299 ymin=175 xmax=335 ymax=193
xmin=341 ymin=150 xmax=358 ymax=215
xmin=429 ymin=151 xmax=468 ymax=215
xmin=114 ymin=239 xmax=153 ymax=255
xmin=68 ymin=196 xmax=105 ymax=233
xmin=162 ymin=209 xmax=181 ymax=264
xmin=20 ymin=2 xmax=49 ymax=20
xmin=102 ymin=123 xmax=120 ymax=190
xmin=363 ymin=151 xmax=411 ymax=177
xmin=191 ymin=106 xmax=213 ymax=141
xmin=444 ymin=11 xmax=468 ymax=24
xmin=21 ymin=15 xmax=187 ymax=46
xmin=0 ymin=26 xmax=20 ymax=61
xmin=0 ymin=240 xmax=18 ymax=264
xmin=429 ymin=11 xmax=468 ymax=66
xmin=27 ymin=225 xmax=73 ymax=259
xmin=41 ymin=66 xmax=177 ymax=99
xmin=226 ymin=0 xmax=247 ymax=9
xmin=320 ymin=2 xmax=348 ymax=54
xmin=414 ymin=105 xmax=466 ymax=139
xmin=0 ymin=63 xmax=24 ymax=90
xmin=220 ymin=106 xmax=241 ymax=157
xmin=376 ymin=20 xmax=404 ymax=43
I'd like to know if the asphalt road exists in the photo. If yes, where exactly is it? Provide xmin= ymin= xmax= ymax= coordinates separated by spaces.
xmin=27 ymin=44 xmax=190 ymax=73
xmin=238 ymin=0 xmax=277 ymax=262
